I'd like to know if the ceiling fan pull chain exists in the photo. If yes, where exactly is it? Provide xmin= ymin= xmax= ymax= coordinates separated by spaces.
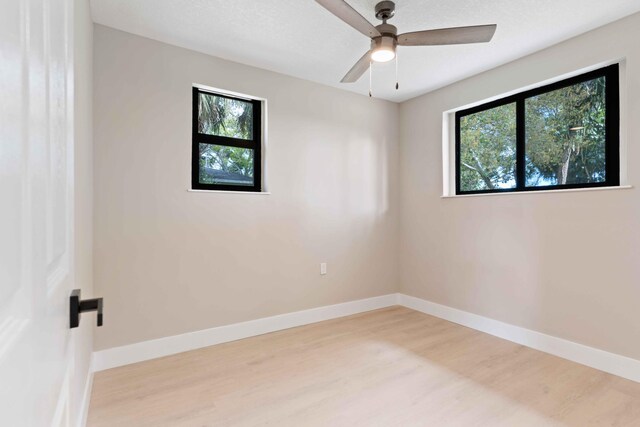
xmin=395 ymin=50 xmax=399 ymax=90
xmin=369 ymin=61 xmax=373 ymax=97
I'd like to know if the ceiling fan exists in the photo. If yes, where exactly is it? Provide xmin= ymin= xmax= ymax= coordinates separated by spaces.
xmin=315 ymin=0 xmax=497 ymax=87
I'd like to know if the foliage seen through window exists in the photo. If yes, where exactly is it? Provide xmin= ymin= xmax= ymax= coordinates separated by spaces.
xmin=192 ymin=88 xmax=262 ymax=192
xmin=456 ymin=65 xmax=619 ymax=194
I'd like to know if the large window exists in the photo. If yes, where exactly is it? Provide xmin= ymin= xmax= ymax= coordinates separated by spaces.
xmin=192 ymin=87 xmax=262 ymax=192
xmin=456 ymin=64 xmax=619 ymax=195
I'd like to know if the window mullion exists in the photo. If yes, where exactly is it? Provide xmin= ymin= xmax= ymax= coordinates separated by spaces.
xmin=516 ymin=99 xmax=526 ymax=190
xmin=197 ymin=133 xmax=254 ymax=149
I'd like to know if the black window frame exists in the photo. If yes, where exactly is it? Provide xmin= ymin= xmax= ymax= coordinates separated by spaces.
xmin=455 ymin=64 xmax=620 ymax=195
xmin=192 ymin=87 xmax=262 ymax=192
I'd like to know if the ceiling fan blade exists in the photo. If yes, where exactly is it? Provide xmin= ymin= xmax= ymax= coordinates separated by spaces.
xmin=316 ymin=0 xmax=381 ymax=38
xmin=341 ymin=50 xmax=371 ymax=83
xmin=398 ymin=24 xmax=497 ymax=46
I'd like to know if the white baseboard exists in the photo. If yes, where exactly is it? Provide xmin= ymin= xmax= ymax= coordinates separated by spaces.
xmin=91 ymin=292 xmax=640 ymax=384
xmin=77 ymin=355 xmax=94 ymax=427
xmin=92 ymin=293 xmax=400 ymax=372
xmin=398 ymin=293 xmax=640 ymax=384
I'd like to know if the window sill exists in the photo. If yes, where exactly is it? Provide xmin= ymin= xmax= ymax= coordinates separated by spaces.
xmin=187 ymin=189 xmax=271 ymax=195
xmin=442 ymin=185 xmax=633 ymax=199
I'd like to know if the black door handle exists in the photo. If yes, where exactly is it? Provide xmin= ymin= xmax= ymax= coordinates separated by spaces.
xmin=70 ymin=289 xmax=104 ymax=328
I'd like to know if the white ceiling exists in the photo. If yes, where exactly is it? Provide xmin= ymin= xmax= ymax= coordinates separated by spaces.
xmin=90 ymin=0 xmax=640 ymax=102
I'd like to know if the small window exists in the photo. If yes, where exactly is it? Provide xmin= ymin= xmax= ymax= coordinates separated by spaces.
xmin=192 ymin=87 xmax=262 ymax=192
xmin=456 ymin=64 xmax=619 ymax=195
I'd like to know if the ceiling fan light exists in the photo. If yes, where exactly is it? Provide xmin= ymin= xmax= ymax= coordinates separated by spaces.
xmin=370 ymin=35 xmax=397 ymax=63
xmin=371 ymin=48 xmax=395 ymax=62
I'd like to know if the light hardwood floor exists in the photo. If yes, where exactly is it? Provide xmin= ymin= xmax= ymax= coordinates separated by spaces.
xmin=88 ymin=307 xmax=640 ymax=426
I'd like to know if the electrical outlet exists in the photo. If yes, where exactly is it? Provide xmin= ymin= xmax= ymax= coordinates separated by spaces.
xmin=320 ymin=263 xmax=327 ymax=275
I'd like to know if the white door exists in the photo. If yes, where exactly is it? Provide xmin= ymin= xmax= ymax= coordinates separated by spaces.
xmin=1 ymin=0 xmax=77 ymax=425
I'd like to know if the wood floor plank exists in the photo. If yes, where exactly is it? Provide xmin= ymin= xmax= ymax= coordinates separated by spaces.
xmin=88 ymin=307 xmax=640 ymax=426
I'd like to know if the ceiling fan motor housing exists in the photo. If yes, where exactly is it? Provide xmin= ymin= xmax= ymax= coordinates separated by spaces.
xmin=371 ymin=34 xmax=397 ymax=52
xmin=372 ymin=22 xmax=398 ymax=57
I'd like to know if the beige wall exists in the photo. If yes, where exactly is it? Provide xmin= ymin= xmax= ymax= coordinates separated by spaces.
xmin=94 ymin=12 xmax=640 ymax=363
xmin=93 ymin=25 xmax=399 ymax=350
xmin=72 ymin=0 xmax=94 ymax=423
xmin=399 ymin=13 xmax=640 ymax=360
